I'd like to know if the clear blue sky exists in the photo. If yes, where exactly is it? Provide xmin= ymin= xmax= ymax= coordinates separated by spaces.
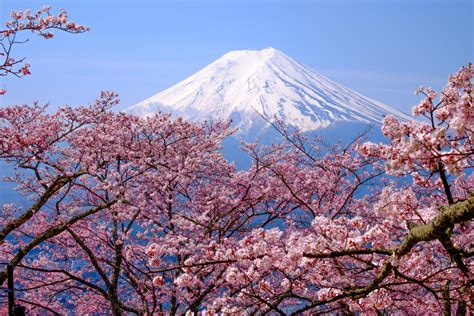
xmin=0 ymin=0 xmax=472 ymax=113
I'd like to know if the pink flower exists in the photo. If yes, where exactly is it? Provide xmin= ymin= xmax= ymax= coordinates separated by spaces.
xmin=152 ymin=276 xmax=164 ymax=287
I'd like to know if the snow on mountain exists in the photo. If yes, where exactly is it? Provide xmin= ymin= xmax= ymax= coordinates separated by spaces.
xmin=126 ymin=47 xmax=410 ymax=133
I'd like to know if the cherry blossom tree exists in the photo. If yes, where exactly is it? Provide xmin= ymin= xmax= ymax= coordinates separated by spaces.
xmin=3 ymin=109 xmax=232 ymax=314
xmin=12 ymin=132 xmax=379 ymax=314
xmin=146 ymin=64 xmax=473 ymax=315
xmin=0 ymin=6 xmax=88 ymax=95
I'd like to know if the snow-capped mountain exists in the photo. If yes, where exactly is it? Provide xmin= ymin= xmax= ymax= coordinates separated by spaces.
xmin=126 ymin=47 xmax=410 ymax=133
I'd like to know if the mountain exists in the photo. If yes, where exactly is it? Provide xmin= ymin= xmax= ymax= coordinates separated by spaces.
xmin=126 ymin=47 xmax=410 ymax=137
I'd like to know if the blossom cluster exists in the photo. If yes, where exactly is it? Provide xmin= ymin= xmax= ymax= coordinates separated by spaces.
xmin=359 ymin=64 xmax=473 ymax=177
xmin=0 ymin=6 xmax=88 ymax=93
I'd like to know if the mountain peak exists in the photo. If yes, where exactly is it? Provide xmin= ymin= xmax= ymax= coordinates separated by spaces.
xmin=126 ymin=49 xmax=410 ymax=133
xmin=221 ymin=47 xmax=279 ymax=59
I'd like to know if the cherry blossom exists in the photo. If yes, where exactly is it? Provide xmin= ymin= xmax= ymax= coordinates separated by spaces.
xmin=0 ymin=6 xmax=88 ymax=93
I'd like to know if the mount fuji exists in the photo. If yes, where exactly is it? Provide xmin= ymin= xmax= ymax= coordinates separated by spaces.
xmin=126 ymin=48 xmax=410 ymax=136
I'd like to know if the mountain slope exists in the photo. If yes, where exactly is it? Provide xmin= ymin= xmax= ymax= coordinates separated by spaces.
xmin=126 ymin=48 xmax=410 ymax=133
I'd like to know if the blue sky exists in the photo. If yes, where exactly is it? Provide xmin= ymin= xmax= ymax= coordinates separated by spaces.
xmin=0 ymin=0 xmax=472 ymax=113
